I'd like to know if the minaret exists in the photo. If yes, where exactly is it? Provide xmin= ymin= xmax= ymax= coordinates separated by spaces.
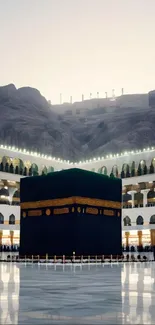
xmin=122 ymin=88 xmax=124 ymax=96
xmin=82 ymin=94 xmax=84 ymax=101
xmin=70 ymin=96 xmax=72 ymax=104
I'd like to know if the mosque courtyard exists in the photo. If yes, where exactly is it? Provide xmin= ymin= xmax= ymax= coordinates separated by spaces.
xmin=0 ymin=262 xmax=155 ymax=324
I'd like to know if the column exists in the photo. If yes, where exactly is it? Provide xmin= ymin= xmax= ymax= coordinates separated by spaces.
xmin=10 ymin=231 xmax=14 ymax=246
xmin=127 ymin=191 xmax=137 ymax=208
xmin=137 ymin=231 xmax=143 ymax=246
xmin=141 ymin=189 xmax=150 ymax=207
xmin=125 ymin=232 xmax=130 ymax=247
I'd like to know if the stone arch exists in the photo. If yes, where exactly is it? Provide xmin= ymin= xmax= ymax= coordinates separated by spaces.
xmin=123 ymin=216 xmax=131 ymax=226
xmin=136 ymin=215 xmax=144 ymax=225
xmin=139 ymin=159 xmax=147 ymax=175
xmin=24 ymin=161 xmax=32 ymax=169
xmin=31 ymin=163 xmax=39 ymax=176
xmin=121 ymin=163 xmax=130 ymax=178
xmin=98 ymin=166 xmax=107 ymax=175
xmin=12 ymin=158 xmax=24 ymax=169
xmin=48 ymin=166 xmax=54 ymax=173
xmin=147 ymin=190 xmax=155 ymax=204
xmin=149 ymin=158 xmax=155 ymax=174
xmin=112 ymin=165 xmax=118 ymax=177
xmin=9 ymin=214 xmax=15 ymax=225
xmin=151 ymin=158 xmax=155 ymax=168
xmin=12 ymin=190 xmax=20 ymax=206
xmin=131 ymin=161 xmax=136 ymax=177
xmin=134 ymin=192 xmax=143 ymax=207
xmin=0 ymin=213 xmax=4 ymax=224
xmin=0 ymin=187 xmax=9 ymax=197
xmin=42 ymin=166 xmax=48 ymax=175
xmin=150 ymin=215 xmax=155 ymax=224
xmin=2 ymin=156 xmax=12 ymax=166
xmin=122 ymin=193 xmax=132 ymax=207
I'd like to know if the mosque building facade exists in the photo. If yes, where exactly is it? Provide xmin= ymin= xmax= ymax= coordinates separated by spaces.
xmin=0 ymin=144 xmax=155 ymax=251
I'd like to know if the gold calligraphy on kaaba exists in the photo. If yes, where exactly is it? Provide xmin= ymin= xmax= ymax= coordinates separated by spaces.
xmin=53 ymin=208 xmax=69 ymax=215
xmin=28 ymin=210 xmax=42 ymax=217
xmin=21 ymin=196 xmax=121 ymax=210
xmin=103 ymin=209 xmax=115 ymax=216
xmin=86 ymin=207 xmax=98 ymax=215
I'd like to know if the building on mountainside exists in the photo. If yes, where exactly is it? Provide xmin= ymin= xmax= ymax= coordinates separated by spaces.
xmin=0 ymin=144 xmax=155 ymax=251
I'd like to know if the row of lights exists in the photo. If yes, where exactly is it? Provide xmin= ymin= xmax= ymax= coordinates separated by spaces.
xmin=0 ymin=144 xmax=71 ymax=165
xmin=0 ymin=144 xmax=155 ymax=165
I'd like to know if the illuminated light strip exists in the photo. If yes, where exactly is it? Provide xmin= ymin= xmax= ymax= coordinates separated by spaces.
xmin=0 ymin=143 xmax=155 ymax=165
xmin=20 ymin=196 xmax=121 ymax=210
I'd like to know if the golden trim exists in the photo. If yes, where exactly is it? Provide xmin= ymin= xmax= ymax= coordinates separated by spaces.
xmin=53 ymin=208 xmax=69 ymax=215
xmin=28 ymin=210 xmax=42 ymax=216
xmin=46 ymin=208 xmax=51 ymax=216
xmin=4 ymin=221 xmax=9 ymax=225
xmin=15 ymin=220 xmax=20 ymax=225
xmin=86 ymin=207 xmax=98 ymax=215
xmin=104 ymin=209 xmax=115 ymax=216
xmin=21 ymin=196 xmax=121 ymax=210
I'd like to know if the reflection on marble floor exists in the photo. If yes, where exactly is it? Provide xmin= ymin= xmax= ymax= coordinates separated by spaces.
xmin=0 ymin=263 xmax=155 ymax=324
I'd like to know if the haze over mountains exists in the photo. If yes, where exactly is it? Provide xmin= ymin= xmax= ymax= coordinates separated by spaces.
xmin=0 ymin=84 xmax=154 ymax=161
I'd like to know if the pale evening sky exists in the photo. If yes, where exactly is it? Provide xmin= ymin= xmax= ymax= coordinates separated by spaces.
xmin=0 ymin=0 xmax=155 ymax=103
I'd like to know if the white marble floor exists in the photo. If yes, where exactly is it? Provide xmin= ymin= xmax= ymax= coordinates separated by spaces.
xmin=0 ymin=262 xmax=155 ymax=324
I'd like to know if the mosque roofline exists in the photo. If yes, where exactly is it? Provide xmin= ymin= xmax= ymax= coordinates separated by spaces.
xmin=0 ymin=143 xmax=155 ymax=165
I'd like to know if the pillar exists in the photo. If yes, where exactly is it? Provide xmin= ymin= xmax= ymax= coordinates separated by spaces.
xmin=137 ymin=231 xmax=143 ymax=247
xmin=10 ymin=231 xmax=14 ymax=246
xmin=141 ymin=189 xmax=150 ymax=207
xmin=125 ymin=232 xmax=130 ymax=247
xmin=127 ymin=191 xmax=137 ymax=208
xmin=0 ymin=230 xmax=3 ymax=246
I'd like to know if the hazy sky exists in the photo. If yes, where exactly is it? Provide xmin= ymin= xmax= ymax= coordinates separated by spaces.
xmin=0 ymin=0 xmax=155 ymax=103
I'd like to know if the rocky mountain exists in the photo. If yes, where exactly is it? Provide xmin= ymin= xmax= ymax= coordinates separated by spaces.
xmin=0 ymin=84 xmax=155 ymax=161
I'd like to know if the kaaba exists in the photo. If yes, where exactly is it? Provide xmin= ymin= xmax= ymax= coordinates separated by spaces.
xmin=20 ymin=168 xmax=122 ymax=257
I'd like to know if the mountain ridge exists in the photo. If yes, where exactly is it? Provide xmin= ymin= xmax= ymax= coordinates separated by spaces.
xmin=0 ymin=84 xmax=154 ymax=161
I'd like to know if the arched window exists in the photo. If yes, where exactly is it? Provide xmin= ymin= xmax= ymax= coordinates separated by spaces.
xmin=42 ymin=166 xmax=48 ymax=175
xmin=123 ymin=216 xmax=131 ymax=226
xmin=122 ymin=193 xmax=132 ymax=207
xmin=9 ymin=214 xmax=15 ymax=225
xmin=131 ymin=161 xmax=135 ymax=177
xmin=0 ymin=213 xmax=4 ymax=224
xmin=122 ymin=164 xmax=130 ymax=178
xmin=98 ymin=166 xmax=107 ymax=175
xmin=150 ymin=215 xmax=155 ymax=224
xmin=139 ymin=160 xmax=147 ymax=175
xmin=136 ymin=215 xmax=144 ymax=225
xmin=112 ymin=165 xmax=118 ymax=177
xmin=48 ymin=166 xmax=54 ymax=173
xmin=134 ymin=192 xmax=143 ymax=207
xmin=12 ymin=190 xmax=20 ymax=206
xmin=31 ymin=163 xmax=39 ymax=176
xmin=147 ymin=190 xmax=155 ymax=204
